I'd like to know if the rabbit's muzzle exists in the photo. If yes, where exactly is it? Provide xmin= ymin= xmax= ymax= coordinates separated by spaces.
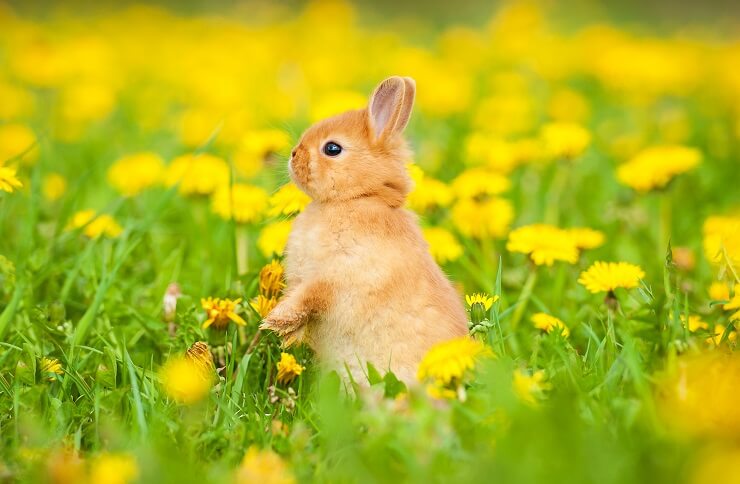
xmin=289 ymin=144 xmax=311 ymax=188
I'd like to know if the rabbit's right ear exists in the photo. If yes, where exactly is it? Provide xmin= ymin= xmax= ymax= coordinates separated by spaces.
xmin=368 ymin=76 xmax=416 ymax=141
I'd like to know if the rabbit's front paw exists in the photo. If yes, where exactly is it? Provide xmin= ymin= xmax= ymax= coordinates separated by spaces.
xmin=260 ymin=306 xmax=308 ymax=346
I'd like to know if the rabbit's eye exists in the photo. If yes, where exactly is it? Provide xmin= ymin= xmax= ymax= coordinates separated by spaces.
xmin=323 ymin=142 xmax=342 ymax=157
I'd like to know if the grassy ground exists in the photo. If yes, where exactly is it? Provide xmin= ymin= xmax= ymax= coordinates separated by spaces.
xmin=1 ymin=1 xmax=739 ymax=483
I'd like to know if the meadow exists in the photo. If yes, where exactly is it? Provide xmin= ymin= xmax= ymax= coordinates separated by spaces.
xmin=1 ymin=1 xmax=739 ymax=483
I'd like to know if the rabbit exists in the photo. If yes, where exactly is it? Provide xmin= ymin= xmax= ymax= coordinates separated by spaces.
xmin=260 ymin=76 xmax=468 ymax=385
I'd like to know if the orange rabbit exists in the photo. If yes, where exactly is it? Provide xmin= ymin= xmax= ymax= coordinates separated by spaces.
xmin=260 ymin=76 xmax=468 ymax=384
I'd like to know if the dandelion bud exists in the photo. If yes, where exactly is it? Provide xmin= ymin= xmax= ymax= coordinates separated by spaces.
xmin=40 ymin=357 xmax=64 ymax=382
xmin=258 ymin=260 xmax=285 ymax=299
xmin=186 ymin=341 xmax=216 ymax=380
xmin=465 ymin=293 xmax=495 ymax=326
xmin=163 ymin=282 xmax=181 ymax=323
xmin=469 ymin=302 xmax=487 ymax=325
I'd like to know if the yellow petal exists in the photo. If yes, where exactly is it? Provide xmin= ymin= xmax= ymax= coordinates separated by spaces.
xmin=228 ymin=312 xmax=247 ymax=326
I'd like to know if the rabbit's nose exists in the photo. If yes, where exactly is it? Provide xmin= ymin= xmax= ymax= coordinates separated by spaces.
xmin=291 ymin=149 xmax=297 ymax=158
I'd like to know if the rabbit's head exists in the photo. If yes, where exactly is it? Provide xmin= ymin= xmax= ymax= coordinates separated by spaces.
xmin=289 ymin=76 xmax=415 ymax=208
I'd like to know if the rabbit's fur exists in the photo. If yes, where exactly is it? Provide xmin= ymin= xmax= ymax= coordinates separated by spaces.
xmin=261 ymin=76 xmax=467 ymax=384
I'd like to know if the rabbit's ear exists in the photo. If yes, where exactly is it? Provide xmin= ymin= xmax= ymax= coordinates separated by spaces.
xmin=368 ymin=76 xmax=416 ymax=141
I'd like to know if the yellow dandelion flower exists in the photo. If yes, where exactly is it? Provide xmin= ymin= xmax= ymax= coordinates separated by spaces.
xmin=450 ymin=168 xmax=510 ymax=200
xmin=234 ymin=129 xmax=292 ymax=179
xmin=159 ymin=356 xmax=212 ymax=404
xmin=540 ymin=122 xmax=591 ymax=159
xmin=211 ymin=183 xmax=269 ymax=224
xmin=566 ymin=227 xmax=605 ymax=250
xmin=185 ymin=341 xmax=216 ymax=381
xmin=236 ymin=447 xmax=295 ymax=484
xmin=407 ymin=165 xmax=453 ymax=213
xmin=250 ymin=295 xmax=279 ymax=318
xmin=510 ymin=137 xmax=544 ymax=166
xmin=107 ymin=152 xmax=165 ymax=196
xmin=547 ymin=88 xmax=590 ymax=123
xmin=451 ymin=197 xmax=514 ymax=240
xmin=68 ymin=210 xmax=123 ymax=239
xmin=680 ymin=314 xmax=708 ymax=333
xmin=310 ymin=90 xmax=366 ymax=122
xmin=201 ymin=297 xmax=247 ymax=329
xmin=616 ymin=145 xmax=701 ymax=192
xmin=164 ymin=153 xmax=229 ymax=196
xmin=578 ymin=261 xmax=645 ymax=294
xmin=708 ymin=281 xmax=731 ymax=302
xmin=0 ymin=81 xmax=35 ymax=120
xmin=708 ymin=324 xmax=737 ymax=346
xmin=0 ymin=123 xmax=38 ymax=165
xmin=39 ymin=357 xmax=64 ymax=381
xmin=464 ymin=133 xmax=520 ymax=174
xmin=423 ymin=227 xmax=463 ymax=264
xmin=506 ymin=224 xmax=580 ymax=266
xmin=58 ymin=82 xmax=116 ymax=125
xmin=464 ymin=132 xmax=542 ymax=174
xmin=258 ymin=260 xmax=285 ymax=299
xmin=656 ymin=352 xmax=740 ymax=439
xmin=425 ymin=383 xmax=458 ymax=400
xmin=472 ymin=92 xmax=535 ymax=138
xmin=89 ymin=453 xmax=138 ymax=484
xmin=42 ymin=173 xmax=66 ymax=201
xmin=722 ymin=285 xmax=740 ymax=321
xmin=276 ymin=352 xmax=305 ymax=385
xmin=268 ymin=183 xmax=311 ymax=217
xmin=0 ymin=165 xmax=23 ymax=193
xmin=531 ymin=312 xmax=570 ymax=337
xmin=702 ymin=214 xmax=740 ymax=268
xmin=177 ymin=107 xmax=224 ymax=148
xmin=417 ymin=336 xmax=490 ymax=385
xmin=691 ymin=447 xmax=740 ymax=484
xmin=258 ymin=220 xmax=292 ymax=257
xmin=513 ymin=369 xmax=550 ymax=405
xmin=465 ymin=293 xmax=496 ymax=311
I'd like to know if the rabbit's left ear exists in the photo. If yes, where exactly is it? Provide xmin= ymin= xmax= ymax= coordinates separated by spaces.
xmin=368 ymin=76 xmax=416 ymax=141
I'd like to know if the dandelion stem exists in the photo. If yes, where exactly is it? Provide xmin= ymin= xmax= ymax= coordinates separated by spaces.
xmin=544 ymin=164 xmax=569 ymax=225
xmin=606 ymin=305 xmax=618 ymax=366
xmin=247 ymin=329 xmax=262 ymax=354
xmin=509 ymin=268 xmax=538 ymax=333
xmin=658 ymin=193 xmax=672 ymax=259
xmin=236 ymin=225 xmax=249 ymax=275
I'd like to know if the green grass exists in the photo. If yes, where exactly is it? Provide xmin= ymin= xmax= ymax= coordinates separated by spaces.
xmin=1 ymin=2 xmax=739 ymax=483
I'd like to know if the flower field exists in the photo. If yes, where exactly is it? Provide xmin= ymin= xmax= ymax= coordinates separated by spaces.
xmin=1 ymin=1 xmax=739 ymax=483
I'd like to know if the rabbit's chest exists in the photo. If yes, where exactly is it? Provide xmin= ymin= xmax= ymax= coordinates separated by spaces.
xmin=289 ymin=220 xmax=383 ymax=273
xmin=286 ymin=208 xmax=406 ymax=288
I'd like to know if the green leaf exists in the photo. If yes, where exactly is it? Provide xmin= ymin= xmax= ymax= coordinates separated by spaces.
xmin=382 ymin=371 xmax=407 ymax=399
xmin=366 ymin=362 xmax=383 ymax=386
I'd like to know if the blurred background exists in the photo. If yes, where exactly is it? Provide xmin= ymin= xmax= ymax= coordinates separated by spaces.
xmin=2 ymin=0 xmax=738 ymax=208
xmin=1 ymin=1 xmax=739 ymax=483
